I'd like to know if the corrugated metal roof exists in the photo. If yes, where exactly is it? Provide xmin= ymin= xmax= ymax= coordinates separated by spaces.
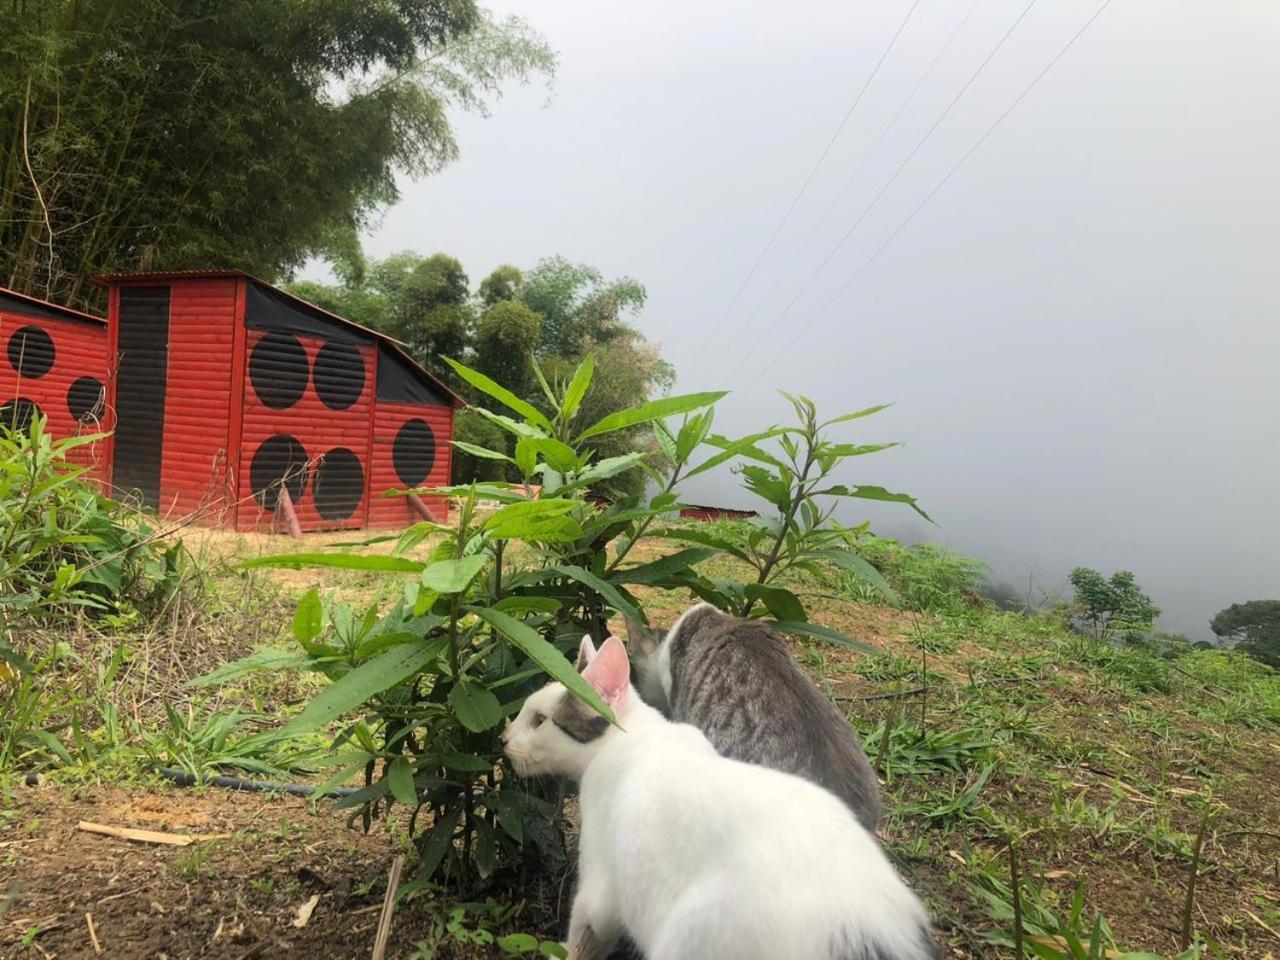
xmin=92 ymin=270 xmax=464 ymax=407
xmin=0 ymin=285 xmax=106 ymax=326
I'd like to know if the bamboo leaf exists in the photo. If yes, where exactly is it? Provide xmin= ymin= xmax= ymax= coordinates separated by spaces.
xmin=419 ymin=555 xmax=487 ymax=594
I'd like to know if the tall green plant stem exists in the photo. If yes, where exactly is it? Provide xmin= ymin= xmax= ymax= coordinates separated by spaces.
xmin=741 ymin=442 xmax=817 ymax=617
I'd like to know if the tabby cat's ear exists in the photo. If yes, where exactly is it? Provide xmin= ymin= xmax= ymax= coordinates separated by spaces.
xmin=625 ymin=617 xmax=662 ymax=655
xmin=576 ymin=635 xmax=598 ymax=671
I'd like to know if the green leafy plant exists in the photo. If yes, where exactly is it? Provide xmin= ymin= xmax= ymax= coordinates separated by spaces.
xmin=656 ymin=393 xmax=927 ymax=643
xmin=1210 ymin=599 xmax=1280 ymax=669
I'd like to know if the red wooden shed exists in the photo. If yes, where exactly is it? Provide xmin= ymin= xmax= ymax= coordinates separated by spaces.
xmin=0 ymin=285 xmax=109 ymax=473
xmin=93 ymin=271 xmax=461 ymax=532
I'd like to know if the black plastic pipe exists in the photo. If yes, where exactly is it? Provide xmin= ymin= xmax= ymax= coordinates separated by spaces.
xmin=149 ymin=765 xmax=360 ymax=798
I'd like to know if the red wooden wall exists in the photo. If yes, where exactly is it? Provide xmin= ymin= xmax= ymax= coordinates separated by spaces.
xmin=0 ymin=302 xmax=108 ymax=476
xmin=158 ymin=279 xmax=239 ymax=519
xmin=236 ymin=329 xmax=376 ymax=532
xmin=368 ymin=401 xmax=454 ymax=527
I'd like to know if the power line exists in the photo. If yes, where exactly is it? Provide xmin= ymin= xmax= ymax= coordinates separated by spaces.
xmin=801 ymin=0 xmax=985 ymax=249
xmin=723 ymin=0 xmax=1042 ymax=382
xmin=689 ymin=0 xmax=924 ymax=367
xmin=738 ymin=0 xmax=1117 ymax=381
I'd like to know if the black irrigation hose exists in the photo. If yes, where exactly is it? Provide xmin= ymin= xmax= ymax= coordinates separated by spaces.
xmin=149 ymin=765 xmax=361 ymax=798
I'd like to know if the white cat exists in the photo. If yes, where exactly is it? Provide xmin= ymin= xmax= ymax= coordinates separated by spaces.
xmin=502 ymin=635 xmax=940 ymax=960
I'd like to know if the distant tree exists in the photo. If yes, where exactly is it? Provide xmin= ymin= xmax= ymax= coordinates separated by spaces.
xmin=287 ymin=248 xmax=674 ymax=489
xmin=0 ymin=3 xmax=555 ymax=308
xmin=369 ymin=253 xmax=474 ymax=373
xmin=473 ymin=300 xmax=541 ymax=398
xmin=1068 ymin=567 xmax=1160 ymax=641
xmin=518 ymin=256 xmax=646 ymax=356
xmin=1210 ymin=600 xmax=1280 ymax=669
xmin=478 ymin=265 xmax=522 ymax=306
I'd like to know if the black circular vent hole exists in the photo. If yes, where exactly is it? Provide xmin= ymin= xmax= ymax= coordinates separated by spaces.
xmin=7 ymin=326 xmax=55 ymax=379
xmin=313 ymin=447 xmax=365 ymax=521
xmin=67 ymin=376 xmax=106 ymax=423
xmin=313 ymin=341 xmax=365 ymax=411
xmin=249 ymin=332 xmax=309 ymax=410
xmin=0 ymin=397 xmax=44 ymax=436
xmin=249 ymin=434 xmax=310 ymax=511
xmin=392 ymin=418 xmax=437 ymax=487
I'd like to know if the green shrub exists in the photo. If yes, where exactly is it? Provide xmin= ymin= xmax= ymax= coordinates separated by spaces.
xmin=842 ymin=535 xmax=988 ymax=615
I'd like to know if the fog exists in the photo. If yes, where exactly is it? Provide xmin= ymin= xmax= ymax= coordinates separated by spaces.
xmin=326 ymin=0 xmax=1280 ymax=638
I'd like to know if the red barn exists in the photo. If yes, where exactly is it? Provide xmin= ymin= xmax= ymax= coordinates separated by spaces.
xmin=0 ymin=286 xmax=109 ymax=474
xmin=94 ymin=271 xmax=460 ymax=532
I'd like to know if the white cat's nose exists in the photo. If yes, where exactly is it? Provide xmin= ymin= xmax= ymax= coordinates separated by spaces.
xmin=500 ymin=721 xmax=513 ymax=743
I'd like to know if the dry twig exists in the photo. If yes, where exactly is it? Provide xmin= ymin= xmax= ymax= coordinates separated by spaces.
xmin=370 ymin=855 xmax=405 ymax=960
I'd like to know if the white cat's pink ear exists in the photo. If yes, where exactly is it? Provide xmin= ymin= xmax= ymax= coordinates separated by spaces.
xmin=582 ymin=636 xmax=630 ymax=707
xmin=575 ymin=635 xmax=598 ymax=671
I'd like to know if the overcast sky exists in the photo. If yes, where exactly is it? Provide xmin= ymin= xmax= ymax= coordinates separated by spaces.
xmin=319 ymin=0 xmax=1280 ymax=637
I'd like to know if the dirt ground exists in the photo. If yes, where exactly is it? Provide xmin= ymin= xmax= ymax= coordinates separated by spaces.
xmin=1 ymin=783 xmax=515 ymax=960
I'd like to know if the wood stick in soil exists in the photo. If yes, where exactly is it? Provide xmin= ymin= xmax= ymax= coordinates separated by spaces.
xmin=370 ymin=854 xmax=405 ymax=960
xmin=85 ymin=911 xmax=103 ymax=956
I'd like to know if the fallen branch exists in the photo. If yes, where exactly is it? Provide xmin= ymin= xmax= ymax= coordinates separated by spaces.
xmin=85 ymin=912 xmax=103 ymax=956
xmin=370 ymin=855 xmax=405 ymax=960
xmin=77 ymin=821 xmax=227 ymax=846
xmin=566 ymin=927 xmax=598 ymax=960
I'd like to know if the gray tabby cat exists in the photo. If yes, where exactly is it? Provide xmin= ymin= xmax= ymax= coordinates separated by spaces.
xmin=626 ymin=601 xmax=881 ymax=830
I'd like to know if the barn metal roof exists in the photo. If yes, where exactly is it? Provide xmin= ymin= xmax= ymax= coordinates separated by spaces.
xmin=0 ymin=285 xmax=106 ymax=326
xmin=92 ymin=270 xmax=463 ymax=407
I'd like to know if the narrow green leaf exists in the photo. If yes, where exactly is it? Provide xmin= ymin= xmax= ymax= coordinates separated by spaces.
xmin=240 ymin=553 xmax=425 ymax=573
xmin=484 ymin=499 xmax=582 ymax=541
xmin=418 ymin=803 xmax=463 ymax=877
xmin=293 ymin=588 xmax=324 ymax=643
xmin=652 ymin=527 xmax=752 ymax=565
xmin=807 ymin=548 xmax=898 ymax=603
xmin=823 ymin=442 xmax=900 ymax=458
xmin=820 ymin=403 xmax=892 ymax=428
xmin=744 ymin=584 xmax=806 ymax=621
xmin=449 ymin=681 xmax=504 ymax=732
xmin=188 ymin=648 xmax=313 ymax=688
xmin=281 ymin=638 xmax=445 ymax=735
xmin=653 ymin=419 xmax=678 ymax=462
xmin=611 ymin=547 xmax=716 ymax=586
xmin=529 ymin=437 xmax=578 ymax=474
xmin=420 ymin=555 xmax=487 ymax=594
xmin=469 ymin=606 xmax=615 ymax=724
xmin=450 ymin=440 xmax=513 ymax=462
xmin=443 ymin=357 xmax=553 ymax=430
xmin=386 ymin=757 xmax=418 ymax=807
xmin=820 ymin=484 xmax=932 ymax=522
xmin=514 ymin=438 xmax=538 ymax=477
xmin=576 ymin=391 xmax=727 ymax=442
xmin=770 ymin=620 xmax=877 ymax=654
xmin=441 ymin=751 xmax=494 ymax=772
xmin=498 ymin=933 xmax=538 ymax=955
xmin=539 ymin=565 xmax=645 ymax=627
xmin=561 ymin=354 xmax=595 ymax=421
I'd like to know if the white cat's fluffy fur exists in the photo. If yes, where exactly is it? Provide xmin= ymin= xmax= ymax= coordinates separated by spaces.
xmin=503 ymin=636 xmax=938 ymax=960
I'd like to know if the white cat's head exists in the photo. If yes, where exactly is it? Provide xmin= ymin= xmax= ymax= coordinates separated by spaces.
xmin=502 ymin=635 xmax=631 ymax=780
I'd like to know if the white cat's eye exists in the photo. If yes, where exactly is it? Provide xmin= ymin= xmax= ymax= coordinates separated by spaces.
xmin=530 ymin=712 xmax=546 ymax=729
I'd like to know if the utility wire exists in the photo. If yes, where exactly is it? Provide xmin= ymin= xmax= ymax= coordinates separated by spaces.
xmin=801 ymin=0 xmax=985 ymax=249
xmin=736 ymin=0 xmax=1116 ymax=381
xmin=724 ymin=0 xmax=1041 ymax=381
xmin=689 ymin=0 xmax=924 ymax=367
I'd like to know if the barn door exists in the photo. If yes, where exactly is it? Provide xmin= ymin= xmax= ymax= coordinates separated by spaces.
xmin=112 ymin=286 xmax=170 ymax=508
